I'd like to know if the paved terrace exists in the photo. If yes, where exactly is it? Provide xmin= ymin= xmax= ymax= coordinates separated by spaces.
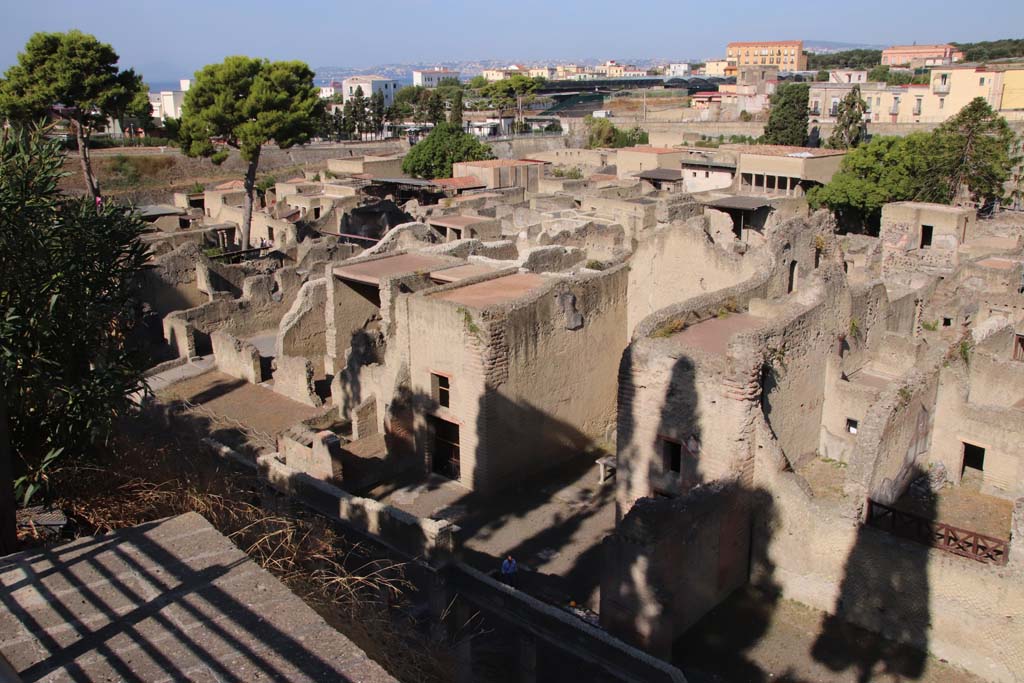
xmin=0 ymin=513 xmax=396 ymax=683
xmin=668 ymin=313 xmax=767 ymax=355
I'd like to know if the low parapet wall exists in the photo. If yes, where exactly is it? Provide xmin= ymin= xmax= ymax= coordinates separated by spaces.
xmin=257 ymin=454 xmax=457 ymax=563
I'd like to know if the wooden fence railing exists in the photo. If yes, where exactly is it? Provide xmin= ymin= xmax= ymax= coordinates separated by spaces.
xmin=866 ymin=499 xmax=1009 ymax=566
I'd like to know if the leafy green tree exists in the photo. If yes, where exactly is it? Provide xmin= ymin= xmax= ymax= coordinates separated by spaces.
xmin=178 ymin=56 xmax=319 ymax=249
xmin=1 ymin=128 xmax=150 ymax=544
xmin=369 ymin=90 xmax=386 ymax=139
xmin=450 ymin=90 xmax=464 ymax=129
xmin=0 ymin=30 xmax=149 ymax=199
xmin=828 ymin=85 xmax=868 ymax=149
xmin=401 ymin=122 xmax=494 ymax=178
xmin=808 ymin=133 xmax=934 ymax=228
xmin=867 ymin=65 xmax=890 ymax=83
xmin=468 ymin=75 xmax=488 ymax=89
xmin=763 ymin=82 xmax=809 ymax=146
xmin=807 ymin=49 xmax=883 ymax=70
xmin=583 ymin=116 xmax=648 ymax=148
xmin=426 ymin=90 xmax=446 ymax=125
xmin=392 ymin=85 xmax=425 ymax=120
xmin=350 ymin=85 xmax=368 ymax=135
xmin=926 ymin=97 xmax=1018 ymax=206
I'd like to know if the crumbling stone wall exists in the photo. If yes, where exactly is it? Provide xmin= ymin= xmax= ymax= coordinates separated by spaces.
xmin=601 ymin=481 xmax=754 ymax=658
xmin=210 ymin=330 xmax=262 ymax=384
xmin=139 ymin=242 xmax=207 ymax=317
xmin=275 ymin=278 xmax=328 ymax=375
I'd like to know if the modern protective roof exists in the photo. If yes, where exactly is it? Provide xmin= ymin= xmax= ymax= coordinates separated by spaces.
xmin=702 ymin=195 xmax=772 ymax=211
xmin=634 ymin=169 xmax=684 ymax=181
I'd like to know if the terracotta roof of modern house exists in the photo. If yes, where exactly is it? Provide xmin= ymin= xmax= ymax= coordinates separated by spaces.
xmin=725 ymin=144 xmax=846 ymax=158
xmin=215 ymin=180 xmax=245 ymax=190
xmin=455 ymin=159 xmax=544 ymax=167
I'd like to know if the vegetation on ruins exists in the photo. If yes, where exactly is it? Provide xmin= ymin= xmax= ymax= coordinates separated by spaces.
xmin=827 ymin=86 xmax=868 ymax=149
xmin=400 ymin=122 xmax=494 ymax=178
xmin=763 ymin=82 xmax=810 ymax=146
xmin=583 ymin=116 xmax=649 ymax=148
xmin=0 ymin=128 xmax=150 ymax=549
xmin=178 ymin=56 xmax=320 ymax=249
xmin=0 ymin=30 xmax=150 ymax=200
xmin=810 ymin=98 xmax=1019 ymax=227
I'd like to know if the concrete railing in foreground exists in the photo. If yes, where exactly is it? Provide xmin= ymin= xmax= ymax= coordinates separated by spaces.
xmin=447 ymin=562 xmax=688 ymax=683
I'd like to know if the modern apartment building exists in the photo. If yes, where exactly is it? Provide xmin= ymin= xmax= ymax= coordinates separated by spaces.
xmin=726 ymin=40 xmax=807 ymax=71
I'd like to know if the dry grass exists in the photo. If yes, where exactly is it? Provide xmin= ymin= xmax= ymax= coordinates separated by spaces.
xmin=19 ymin=413 xmax=453 ymax=683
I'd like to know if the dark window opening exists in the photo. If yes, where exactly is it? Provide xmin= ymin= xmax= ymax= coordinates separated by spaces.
xmin=267 ymin=226 xmax=275 ymax=244
xmin=962 ymin=442 xmax=985 ymax=475
xmin=661 ymin=438 xmax=682 ymax=473
xmin=431 ymin=373 xmax=450 ymax=408
xmin=942 ymin=317 xmax=952 ymax=327
xmin=787 ymin=260 xmax=798 ymax=294
xmin=429 ymin=416 xmax=460 ymax=480
xmin=920 ymin=224 xmax=933 ymax=248
xmin=1014 ymin=334 xmax=1024 ymax=361
xmin=814 ymin=248 xmax=822 ymax=269
xmin=845 ymin=418 xmax=858 ymax=434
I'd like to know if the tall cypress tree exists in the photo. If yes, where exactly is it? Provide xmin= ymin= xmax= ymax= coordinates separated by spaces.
xmin=764 ymin=82 xmax=810 ymax=147
xmin=449 ymin=90 xmax=464 ymax=130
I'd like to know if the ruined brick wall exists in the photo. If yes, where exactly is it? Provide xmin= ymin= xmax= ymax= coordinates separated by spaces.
xmin=601 ymin=482 xmax=754 ymax=658
xmin=758 ymin=433 xmax=1024 ymax=683
xmin=931 ymin=361 xmax=1024 ymax=498
xmin=478 ymin=267 xmax=629 ymax=490
xmin=139 ymin=242 xmax=207 ymax=317
xmin=626 ymin=217 xmax=759 ymax=334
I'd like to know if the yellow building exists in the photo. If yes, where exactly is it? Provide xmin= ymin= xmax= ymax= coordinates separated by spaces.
xmin=726 ymin=40 xmax=807 ymax=71
xmin=808 ymin=63 xmax=1024 ymax=125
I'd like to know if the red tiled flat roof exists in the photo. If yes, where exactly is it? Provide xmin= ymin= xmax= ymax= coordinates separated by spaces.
xmin=430 ymin=263 xmax=496 ymax=284
xmin=333 ymin=253 xmax=452 ymax=286
xmin=431 ymin=273 xmax=547 ymax=309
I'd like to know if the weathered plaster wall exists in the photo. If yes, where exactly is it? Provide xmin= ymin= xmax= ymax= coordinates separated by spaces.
xmin=276 ymin=278 xmax=327 ymax=375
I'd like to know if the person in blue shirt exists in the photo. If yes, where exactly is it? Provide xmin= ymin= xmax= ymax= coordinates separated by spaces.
xmin=500 ymin=555 xmax=517 ymax=586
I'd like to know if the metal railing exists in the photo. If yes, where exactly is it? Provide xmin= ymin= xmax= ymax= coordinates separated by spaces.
xmin=866 ymin=499 xmax=1009 ymax=566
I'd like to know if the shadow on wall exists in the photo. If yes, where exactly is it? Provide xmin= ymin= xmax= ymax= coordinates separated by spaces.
xmin=811 ymin=466 xmax=933 ymax=683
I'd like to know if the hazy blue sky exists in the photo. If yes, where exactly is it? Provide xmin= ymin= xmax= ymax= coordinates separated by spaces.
xmin=3 ymin=0 xmax=1022 ymax=81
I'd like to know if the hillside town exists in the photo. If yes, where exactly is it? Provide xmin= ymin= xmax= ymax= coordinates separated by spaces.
xmin=1 ymin=12 xmax=1023 ymax=683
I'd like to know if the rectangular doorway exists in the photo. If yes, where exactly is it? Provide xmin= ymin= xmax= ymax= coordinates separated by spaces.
xmin=429 ymin=416 xmax=460 ymax=480
xmin=962 ymin=442 xmax=985 ymax=476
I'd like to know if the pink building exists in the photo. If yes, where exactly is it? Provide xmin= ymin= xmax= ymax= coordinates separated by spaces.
xmin=881 ymin=44 xmax=964 ymax=67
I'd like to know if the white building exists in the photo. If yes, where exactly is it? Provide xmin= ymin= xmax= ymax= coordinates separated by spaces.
xmin=342 ymin=75 xmax=400 ymax=107
xmin=829 ymin=69 xmax=868 ymax=84
xmin=319 ymin=82 xmax=342 ymax=99
xmin=413 ymin=68 xmax=460 ymax=88
xmin=667 ymin=63 xmax=691 ymax=77
xmin=148 ymin=80 xmax=191 ymax=124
